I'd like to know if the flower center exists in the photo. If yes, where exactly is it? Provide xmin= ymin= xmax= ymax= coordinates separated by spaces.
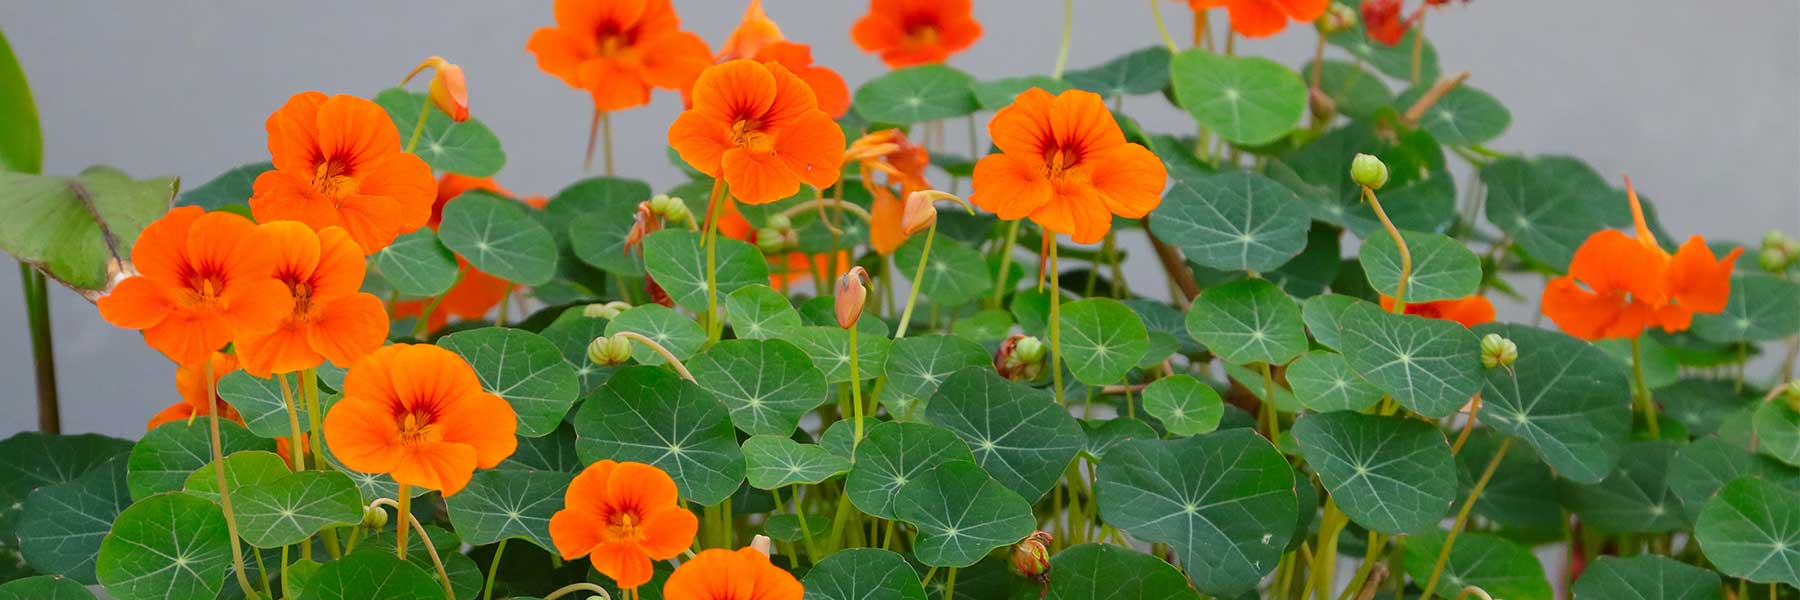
xmin=605 ymin=510 xmax=643 ymax=540
xmin=1045 ymin=145 xmax=1081 ymax=179
xmin=730 ymin=119 xmax=774 ymax=154
xmin=398 ymin=411 xmax=437 ymax=446
xmin=289 ymin=281 xmax=314 ymax=321
xmin=311 ymin=160 xmax=359 ymax=198
xmin=903 ymin=21 xmax=939 ymax=48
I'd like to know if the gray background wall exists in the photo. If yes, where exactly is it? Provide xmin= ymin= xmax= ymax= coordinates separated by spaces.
xmin=2 ymin=0 xmax=1796 ymax=439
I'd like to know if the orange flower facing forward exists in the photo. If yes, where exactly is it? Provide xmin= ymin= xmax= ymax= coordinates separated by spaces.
xmin=851 ymin=0 xmax=983 ymax=68
xmin=668 ymin=60 xmax=846 ymax=206
xmin=719 ymin=1 xmax=851 ymax=118
xmin=146 ymin=352 xmax=244 ymax=430
xmin=970 ymin=88 xmax=1167 ymax=244
xmin=1187 ymin=0 xmax=1329 ymax=38
xmin=98 ymin=207 xmax=292 ymax=365
xmin=526 ymin=0 xmax=714 ymax=112
xmin=1541 ymin=178 xmax=1742 ymax=341
xmin=1380 ymin=295 xmax=1495 ymax=328
xmin=663 ymin=547 xmax=803 ymax=600
xmin=323 ymin=344 xmax=517 ymax=496
xmin=251 ymin=92 xmax=436 ymax=254
xmin=549 ymin=460 xmax=698 ymax=590
xmin=848 ymin=129 xmax=931 ymax=254
xmin=233 ymin=223 xmax=388 ymax=377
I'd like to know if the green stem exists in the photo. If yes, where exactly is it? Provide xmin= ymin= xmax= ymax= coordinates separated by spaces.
xmin=207 ymin=360 xmax=262 ymax=600
xmin=396 ymin=484 xmax=411 ymax=559
xmin=1420 ymin=437 xmax=1513 ymax=598
xmin=20 ymin=265 xmax=57 ymax=434
xmin=850 ymin=328 xmax=865 ymax=447
xmin=252 ymin=547 xmax=271 ymax=596
xmin=1048 ymin=236 xmax=1065 ymax=407
xmin=1336 ymin=531 xmax=1387 ymax=600
xmin=989 ymin=220 xmax=1022 ymax=308
xmin=1149 ymin=0 xmax=1180 ymax=52
xmin=1363 ymin=186 xmax=1411 ymax=313
xmin=300 ymin=367 xmax=343 ymax=560
xmin=278 ymin=373 xmax=311 ymax=560
xmin=702 ymin=178 xmax=727 ymax=342
xmin=943 ymin=567 xmax=959 ymax=600
xmin=482 ymin=539 xmax=506 ymax=600
xmin=1632 ymin=336 xmax=1661 ymax=439
xmin=405 ymin=94 xmax=430 ymax=154
xmin=788 ymin=487 xmax=822 ymax=560
xmin=1261 ymin=361 xmax=1281 ymax=449
xmin=1052 ymin=0 xmax=1073 ymax=79
xmin=894 ymin=223 xmax=936 ymax=339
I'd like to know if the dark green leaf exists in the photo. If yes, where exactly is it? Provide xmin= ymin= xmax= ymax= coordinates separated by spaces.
xmin=801 ymin=548 xmax=927 ymax=600
xmin=573 ymin=366 xmax=744 ymax=505
xmin=1563 ymin=440 xmax=1685 ymax=533
xmin=1066 ymin=46 xmax=1173 ymax=98
xmin=1141 ymin=375 xmax=1223 ymax=437
xmin=1341 ymin=303 xmax=1481 ymax=418
xmin=1395 ymin=85 xmax=1511 ymax=146
xmin=1169 ymin=50 xmax=1306 ymax=145
xmin=925 ymin=369 xmax=1085 ymax=501
xmin=894 ymin=235 xmax=992 ymax=306
xmin=1696 ymin=477 xmax=1800 ymax=588
xmin=439 ymin=327 xmax=582 ymax=438
xmin=1294 ymin=412 xmax=1456 ymax=534
xmin=1186 ymin=278 xmax=1307 ymax=365
xmin=848 ymin=422 xmax=976 ymax=520
xmin=17 ymin=455 xmax=128 ymax=583
xmin=742 ymin=436 xmax=851 ymax=489
xmin=881 ymin=335 xmax=990 ymax=418
xmin=1058 ymin=298 xmax=1150 ymax=385
xmin=604 ymin=304 xmax=705 ymax=367
xmin=1692 ymin=274 xmax=1800 ymax=343
xmin=301 ymin=549 xmax=445 ymax=600
xmin=1573 ymin=555 xmax=1722 ymax=600
xmin=787 ymin=326 xmax=891 ymax=383
xmin=726 ymin=284 xmax=803 ymax=340
xmin=1401 ymin=531 xmax=1551 ymax=600
xmin=896 ymin=461 xmax=1036 ymax=568
xmin=127 ymin=421 xmax=273 ymax=501
xmin=641 ymin=229 xmax=768 ymax=313
xmin=444 ymin=469 xmax=571 ymax=552
xmin=438 ymin=189 xmax=558 ymax=285
xmin=374 ymin=229 xmax=460 ymax=298
xmin=1148 ymin=170 xmax=1311 ymax=273
xmin=853 ymin=65 xmax=979 ymax=124
xmin=374 ymin=88 xmax=504 ymax=177
xmin=177 ymin=162 xmax=269 ymax=212
xmin=1359 ymin=230 xmax=1481 ymax=302
xmin=1472 ymin=323 xmax=1631 ymax=483
xmin=1286 ymin=351 xmax=1382 ymax=412
xmin=95 ymin=493 xmax=232 ymax=600
xmin=689 ymin=339 xmax=827 ymax=437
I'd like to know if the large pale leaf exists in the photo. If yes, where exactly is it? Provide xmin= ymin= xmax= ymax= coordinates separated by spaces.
xmin=374 ymin=88 xmax=504 ymax=177
xmin=1058 ymin=298 xmax=1150 ymax=386
xmin=94 ymin=492 xmax=232 ymax=600
xmin=437 ymin=189 xmax=558 ymax=285
xmin=641 ymin=229 xmax=768 ymax=312
xmin=1169 ymin=50 xmax=1305 ymax=145
xmin=688 ymin=339 xmax=826 ymax=437
xmin=444 ymin=469 xmax=571 ymax=552
xmin=1186 ymin=278 xmax=1307 ymax=366
xmin=847 ymin=421 xmax=976 ymax=520
xmin=1148 ymin=170 xmax=1310 ymax=273
xmin=0 ymin=167 xmax=175 ymax=292
xmin=1340 ymin=303 xmax=1481 ymax=418
xmin=853 ymin=65 xmax=978 ymax=124
xmin=1695 ymin=477 xmax=1800 ymax=588
xmin=0 ymin=30 xmax=41 ymax=173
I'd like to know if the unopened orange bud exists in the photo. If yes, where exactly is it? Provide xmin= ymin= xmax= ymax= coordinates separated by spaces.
xmin=835 ymin=266 xmax=871 ymax=329
xmin=1011 ymin=531 xmax=1053 ymax=582
xmin=902 ymin=190 xmax=974 ymax=236
xmin=403 ymin=56 xmax=470 ymax=122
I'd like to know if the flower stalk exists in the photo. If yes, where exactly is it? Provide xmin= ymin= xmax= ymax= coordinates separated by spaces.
xmin=206 ymin=359 xmax=261 ymax=600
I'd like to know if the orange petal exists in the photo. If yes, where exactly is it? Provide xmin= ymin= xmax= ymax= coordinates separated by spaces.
xmin=606 ymin=462 xmax=681 ymax=510
xmin=564 ymin=460 xmax=619 ymax=519
xmin=259 ymin=221 xmax=323 ymax=284
xmin=637 ymin=504 xmax=699 ymax=559
xmin=332 ymin=194 xmax=406 ymax=254
xmin=988 ymin=88 xmax=1056 ymax=158
xmin=1272 ymin=0 xmax=1329 ymax=20
xmin=143 ymin=308 xmax=236 ymax=366
xmin=311 ymin=227 xmax=370 ymax=302
xmin=439 ymin=265 xmax=513 ymax=319
xmin=773 ymin=110 xmax=845 ymax=190
xmin=1086 ymin=144 xmax=1168 ymax=219
xmin=970 ymin=153 xmax=1054 ymax=220
xmin=868 ymin=186 xmax=907 ymax=255
xmin=316 ymin=95 xmax=402 ymax=168
xmin=760 ymin=62 xmax=819 ymax=131
xmin=579 ymin=59 xmax=654 ymax=113
xmin=341 ymin=344 xmax=405 ymax=415
xmin=722 ymin=147 xmax=802 ymax=206
xmin=549 ymin=509 xmax=603 ymax=560
xmin=145 ymin=401 xmax=197 ymax=431
xmin=355 ymin=152 xmax=437 ymax=236
xmin=792 ymin=63 xmax=851 ymax=119
xmin=235 ymin=321 xmax=322 ymax=378
xmin=1226 ymin=0 xmax=1291 ymax=38
xmin=221 ymin=278 xmax=296 ymax=338
xmin=590 ymin=541 xmax=655 ymax=590
xmin=250 ymin=170 xmax=339 ymax=232
xmin=668 ymin=111 xmax=733 ymax=178
xmin=265 ymin=91 xmax=328 ymax=173
xmin=98 ymin=276 xmax=175 ymax=330
xmin=1049 ymin=90 xmax=1126 ymax=159
xmin=692 ymin=60 xmax=778 ymax=126
xmin=433 ymin=390 xmax=518 ymax=469
xmin=1666 ymin=236 xmax=1741 ymax=315
xmin=129 ymin=206 xmax=202 ymax=284
xmin=526 ymin=28 xmax=590 ymax=88
xmin=640 ymin=31 xmax=716 ymax=92
xmin=308 ymin=294 xmax=389 ymax=369
xmin=392 ymin=441 xmax=478 ymax=496
xmin=1567 ymin=229 xmax=1669 ymax=306
xmin=322 ymin=394 xmax=405 ymax=475
xmin=1030 ymin=183 xmax=1113 ymax=244
xmin=719 ymin=0 xmax=784 ymax=60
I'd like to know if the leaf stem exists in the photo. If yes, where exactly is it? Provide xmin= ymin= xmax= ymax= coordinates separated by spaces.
xmin=943 ymin=566 xmax=960 ymax=600
xmin=482 ymin=539 xmax=506 ymax=600
xmin=601 ymin=111 xmax=615 ymax=177
xmin=20 ymin=265 xmax=57 ymax=434
xmin=895 ymin=222 xmax=936 ymax=339
xmin=1261 ymin=361 xmax=1282 ymax=449
xmin=584 ymin=108 xmax=602 ymax=175
xmin=1362 ymin=185 xmax=1411 ymax=313
xmin=850 ymin=326 xmax=866 ymax=448
xmin=613 ymin=331 xmax=697 ymax=382
xmin=395 ymin=485 xmax=411 ymax=559
xmin=1631 ymin=336 xmax=1661 ymax=439
xmin=1048 ymin=235 xmax=1065 ymax=407
xmin=702 ymin=177 xmax=727 ymax=343
xmin=207 ymin=359 xmax=262 ymax=600
xmin=405 ymin=93 xmax=430 ymax=154
xmin=989 ymin=220 xmax=1023 ymax=308
xmin=544 ymin=581 xmax=613 ymax=600
xmin=373 ymin=496 xmax=455 ymax=599
xmin=1420 ymin=437 xmax=1513 ymax=598
xmin=278 ymin=372 xmax=312 ymax=560
xmin=1052 ymin=0 xmax=1073 ymax=79
xmin=1149 ymin=0 xmax=1179 ymax=52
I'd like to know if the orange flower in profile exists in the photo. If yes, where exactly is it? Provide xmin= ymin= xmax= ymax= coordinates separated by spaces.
xmin=851 ymin=0 xmax=983 ymax=68
xmin=1380 ymin=295 xmax=1495 ymax=328
xmin=233 ymin=223 xmax=388 ymax=377
xmin=250 ymin=92 xmax=436 ymax=254
xmin=1360 ymin=0 xmax=1410 ymax=46
xmin=146 ymin=352 xmax=244 ymax=430
xmin=97 ymin=207 xmax=292 ymax=365
xmin=848 ymin=129 xmax=931 ymax=254
xmin=719 ymin=1 xmax=852 ymax=118
xmin=663 ymin=547 xmax=803 ymax=600
xmin=718 ymin=0 xmax=784 ymax=61
xmin=322 ymin=344 xmax=517 ymax=496
xmin=1541 ymin=178 xmax=1741 ymax=341
xmin=668 ymin=60 xmax=846 ymax=205
xmin=970 ymin=88 xmax=1168 ymax=244
xmin=1187 ymin=0 xmax=1330 ymax=38
xmin=402 ymin=56 xmax=470 ymax=122
xmin=549 ymin=460 xmax=698 ymax=590
xmin=526 ymin=0 xmax=713 ymax=112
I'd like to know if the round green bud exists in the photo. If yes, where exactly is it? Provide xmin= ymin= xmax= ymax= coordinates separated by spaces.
xmin=765 ymin=214 xmax=793 ymax=231
xmin=662 ymin=202 xmax=693 ymax=225
xmin=1764 ymin=230 xmax=1788 ymax=248
xmin=1013 ymin=336 xmax=1047 ymax=363
xmin=360 ymin=505 xmax=388 ymax=530
xmin=582 ymin=301 xmax=631 ymax=320
xmin=756 ymin=229 xmax=788 ymax=254
xmin=1479 ymin=333 xmax=1517 ymax=369
xmin=1761 ymin=247 xmax=1790 ymax=273
xmin=587 ymin=334 xmax=633 ymax=367
xmin=1350 ymin=153 xmax=1389 ymax=190
xmin=648 ymin=194 xmax=676 ymax=214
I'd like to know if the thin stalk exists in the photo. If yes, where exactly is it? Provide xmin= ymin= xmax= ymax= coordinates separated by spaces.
xmin=252 ymin=547 xmax=271 ymax=596
xmin=301 ymin=368 xmax=345 ymax=563
xmin=943 ymin=567 xmax=959 ymax=600
xmin=1362 ymin=186 xmax=1412 ymax=312
xmin=702 ymin=178 xmax=728 ymax=342
xmin=281 ymin=546 xmax=291 ymax=599
xmin=788 ymin=487 xmax=822 ymax=560
xmin=1261 ymin=362 xmax=1282 ymax=448
xmin=1102 ymin=231 xmax=1129 ymax=298
xmin=396 ymin=484 xmax=412 ymax=558
xmin=495 ymin=292 xmax=510 ymax=328
xmin=1420 ymin=437 xmax=1514 ymax=598
xmin=966 ymin=113 xmax=980 ymax=159
xmin=1149 ymin=0 xmax=1180 ymax=51
xmin=601 ymin=111 xmax=615 ymax=177
xmin=1310 ymin=499 xmax=1346 ymax=600
xmin=207 ymin=360 xmax=262 ymax=600
xmin=543 ymin=582 xmax=612 ymax=600
xmin=1337 ymin=531 xmax=1387 ymax=600
xmin=278 ymin=373 xmax=311 ymax=560
xmin=1048 ymin=237 xmax=1065 ymax=406
xmin=894 ymin=222 xmax=937 ymax=338
xmin=20 ymin=266 xmax=57 ymax=433
xmin=1450 ymin=394 xmax=1481 ymax=455
xmin=1409 ymin=15 xmax=1425 ymax=85
xmin=989 ymin=220 xmax=1023 ymax=308
xmin=482 ymin=539 xmax=507 ymax=600
xmin=368 ymin=497 xmax=455 ymax=600
xmin=1052 ymin=0 xmax=1073 ymax=79
xmin=405 ymin=94 xmax=430 ymax=153
xmin=614 ymin=331 xmax=697 ymax=381
xmin=584 ymin=108 xmax=602 ymax=175
xmin=1632 ymin=337 xmax=1661 ymax=439
xmin=850 ymin=328 xmax=866 ymax=447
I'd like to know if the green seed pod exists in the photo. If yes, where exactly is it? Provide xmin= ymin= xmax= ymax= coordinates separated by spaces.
xmin=1479 ymin=333 xmax=1517 ymax=369
xmin=1351 ymin=153 xmax=1389 ymax=190
xmin=587 ymin=334 xmax=633 ymax=367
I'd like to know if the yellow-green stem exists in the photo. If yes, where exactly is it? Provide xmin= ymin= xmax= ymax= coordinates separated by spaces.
xmin=544 ymin=580 xmax=612 ymax=600
xmin=584 ymin=108 xmax=602 ymax=175
xmin=1049 ymin=237 xmax=1065 ymax=406
xmin=405 ymin=94 xmax=430 ymax=153
xmin=1149 ymin=0 xmax=1179 ymax=51
xmin=1261 ymin=362 xmax=1282 ymax=448
xmin=278 ymin=373 xmax=312 ymax=560
xmin=1410 ymin=15 xmax=1425 ymax=85
xmin=601 ymin=111 xmax=614 ymax=177
xmin=1632 ymin=336 xmax=1661 ymax=439
xmin=788 ymin=486 xmax=822 ymax=559
xmin=252 ymin=547 xmax=271 ymax=596
xmin=482 ymin=539 xmax=507 ymax=600
xmin=1052 ymin=0 xmax=1073 ymax=79
xmin=895 ymin=222 xmax=937 ymax=339
xmin=396 ymin=484 xmax=411 ymax=559
xmin=850 ymin=328 xmax=866 ymax=447
xmin=943 ymin=567 xmax=960 ymax=600
xmin=207 ymin=360 xmax=262 ymax=600
xmin=615 ymin=331 xmax=697 ymax=381
xmin=989 ymin=220 xmax=1022 ymax=308
xmin=1420 ymin=437 xmax=1513 ymax=598
xmin=1362 ymin=186 xmax=1412 ymax=312
xmin=702 ymin=178 xmax=728 ymax=342
xmin=1337 ymin=531 xmax=1387 ymax=600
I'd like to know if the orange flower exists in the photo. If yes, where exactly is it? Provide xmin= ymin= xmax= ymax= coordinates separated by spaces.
xmin=663 ymin=547 xmax=803 ymax=600
xmin=1188 ymin=0 xmax=1330 ymax=38
xmin=848 ymin=129 xmax=931 ymax=254
xmin=718 ymin=0 xmax=784 ymax=61
xmin=526 ymin=0 xmax=713 ymax=112
xmin=250 ymin=92 xmax=436 ymax=254
xmin=668 ymin=60 xmax=845 ymax=206
xmin=233 ymin=223 xmax=388 ymax=377
xmin=1380 ymin=295 xmax=1495 ymax=328
xmin=851 ymin=0 xmax=983 ymax=68
xmin=970 ymin=88 xmax=1167 ymax=244
xmin=97 ymin=207 xmax=293 ymax=365
xmin=402 ymin=56 xmax=470 ymax=122
xmin=146 ymin=352 xmax=244 ymax=430
xmin=322 ymin=344 xmax=517 ymax=496
xmin=549 ymin=460 xmax=698 ymax=590
xmin=1361 ymin=0 xmax=1409 ymax=46
xmin=1541 ymin=178 xmax=1741 ymax=341
xmin=718 ymin=1 xmax=851 ymax=118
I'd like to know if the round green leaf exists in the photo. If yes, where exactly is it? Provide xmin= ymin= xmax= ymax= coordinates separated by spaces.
xmin=765 ymin=513 xmax=829 ymax=543
xmin=1395 ymin=85 xmax=1511 ymax=146
xmin=1065 ymin=46 xmax=1173 ymax=98
xmin=1304 ymin=60 xmax=1392 ymax=120
xmin=375 ymin=88 xmax=504 ymax=177
xmin=439 ymin=327 xmax=582 ymax=438
xmin=0 ymin=575 xmax=97 ymax=600
xmin=500 ymin=422 xmax=584 ymax=474
xmin=1326 ymin=25 xmax=1440 ymax=81
xmin=1401 ymin=531 xmax=1551 ymax=600
xmin=641 ymin=229 xmax=768 ymax=313
xmin=438 ymin=189 xmax=558 ymax=286
xmin=1149 ymin=170 xmax=1311 ymax=273
xmin=742 ymin=436 xmax=851 ymax=490
xmin=725 ymin=284 xmax=802 ymax=340
xmin=1693 ymin=274 xmax=1800 ymax=343
xmin=1455 ymin=429 xmax=1562 ymax=531
xmin=17 ymin=454 xmax=128 ymax=584
xmin=301 ymin=549 xmax=445 ymax=600
xmin=1185 ymin=278 xmax=1307 ymax=366
xmin=1696 ymin=477 xmax=1800 ymax=588
xmin=881 ymin=335 xmax=990 ymax=418
xmin=1045 ymin=544 xmax=1200 ymax=600
xmin=1573 ymin=555 xmax=1723 ymax=600
xmin=444 ymin=469 xmax=571 ymax=552
xmin=1170 ymin=50 xmax=1305 ymax=145
xmin=925 ymin=368 xmax=1086 ymax=501
xmin=954 ymin=308 xmax=1016 ymax=343
xmin=1301 ymin=294 xmax=1366 ymax=352
xmin=1058 ymin=298 xmax=1150 ymax=386
xmin=1481 ymin=156 xmax=1612 ymax=271
xmin=537 ymin=306 xmax=614 ymax=395
xmin=178 ymin=162 xmax=267 ymax=212
xmin=1340 ymin=303 xmax=1481 ymax=418
xmin=971 ymin=75 xmax=1071 ymax=110
xmin=896 ymin=461 xmax=1036 ymax=568
xmin=1082 ymin=418 xmax=1158 ymax=461
xmin=95 ymin=492 xmax=232 ymax=600
xmin=847 ymin=421 xmax=976 ymax=520
xmin=1293 ymin=411 xmax=1456 ymax=535
xmin=1670 ymin=437 xmax=1800 ymax=523
xmin=374 ymin=229 xmax=459 ymax=298
xmin=1286 ymin=351 xmax=1382 ymax=412
xmin=604 ymin=304 xmax=705 ymax=367
xmin=1661 ymin=379 xmax=1754 ymax=436
xmin=1141 ymin=375 xmax=1223 ymax=437
xmin=127 ymin=420 xmax=274 ymax=501
xmin=893 ymin=235 xmax=992 ymax=306
xmin=573 ymin=365 xmax=744 ymax=505
xmin=233 ymin=469 xmax=363 ymax=548
xmin=787 ymin=326 xmax=891 ymax=383
xmin=1358 ymin=231 xmax=1481 ymax=303
xmin=689 ymin=339 xmax=827 ymax=437
xmin=1563 ymin=440 xmax=1685 ymax=533
xmin=0 ymin=431 xmax=131 ymax=538
xmin=1471 ymin=323 xmax=1631 ymax=483
xmin=556 ymin=176 xmax=655 ymax=277
xmin=216 ymin=371 xmax=308 ymax=438
xmin=802 ymin=548 xmax=927 ymax=600
xmin=853 ymin=64 xmax=978 ymax=124
xmin=1097 ymin=430 xmax=1298 ymax=596
xmin=1752 ymin=401 xmax=1800 ymax=467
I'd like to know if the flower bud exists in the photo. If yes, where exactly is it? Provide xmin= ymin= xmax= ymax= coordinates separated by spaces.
xmin=1479 ymin=333 xmax=1517 ymax=369
xmin=902 ymin=192 xmax=939 ymax=236
xmin=1316 ymin=2 xmax=1358 ymax=34
xmin=582 ymin=301 xmax=631 ymax=320
xmin=1308 ymin=87 xmax=1337 ymax=122
xmin=750 ymin=534 xmax=773 ymax=557
xmin=1011 ymin=531 xmax=1053 ymax=582
xmin=1014 ymin=336 xmax=1047 ymax=363
xmin=756 ymin=228 xmax=788 ymax=254
xmin=587 ymin=334 xmax=633 ymax=367
xmin=360 ymin=505 xmax=389 ymax=530
xmin=1785 ymin=380 xmax=1800 ymax=412
xmin=835 ymin=267 xmax=871 ymax=329
xmin=1764 ymin=230 xmax=1787 ymax=248
xmin=1350 ymin=153 xmax=1389 ymax=190
xmin=403 ymin=56 xmax=469 ymax=122
xmin=994 ymin=335 xmax=1047 ymax=382
xmin=1761 ymin=247 xmax=1790 ymax=273
xmin=765 ymin=214 xmax=793 ymax=231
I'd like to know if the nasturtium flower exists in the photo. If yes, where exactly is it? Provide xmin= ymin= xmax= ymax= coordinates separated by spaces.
xmin=1380 ymin=294 xmax=1495 ymax=328
xmin=1541 ymin=179 xmax=1741 ymax=341
xmin=526 ymin=0 xmax=713 ymax=112
xmin=718 ymin=0 xmax=784 ymax=61
xmin=250 ymin=92 xmax=436 ymax=254
xmin=848 ymin=129 xmax=931 ymax=254
xmin=401 ymin=56 xmax=470 ymax=122
xmin=323 ymin=344 xmax=517 ymax=496
xmin=663 ymin=547 xmax=803 ymax=600
xmin=1186 ymin=0 xmax=1330 ymax=38
xmin=233 ymin=223 xmax=388 ymax=378
xmin=851 ymin=0 xmax=982 ymax=68
xmin=98 ymin=207 xmax=292 ymax=366
xmin=549 ymin=460 xmax=698 ymax=590
xmin=719 ymin=0 xmax=852 ymax=118
xmin=1361 ymin=0 xmax=1409 ymax=46
xmin=668 ymin=59 xmax=845 ymax=206
xmin=146 ymin=351 xmax=243 ymax=430
xmin=970 ymin=88 xmax=1167 ymax=244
